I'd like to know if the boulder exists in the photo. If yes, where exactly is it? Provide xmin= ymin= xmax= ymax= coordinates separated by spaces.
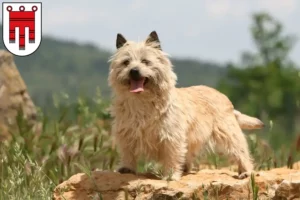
xmin=0 ymin=50 xmax=37 ymax=139
xmin=53 ymin=167 xmax=300 ymax=200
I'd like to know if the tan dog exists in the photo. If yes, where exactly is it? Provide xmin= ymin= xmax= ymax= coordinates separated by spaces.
xmin=108 ymin=31 xmax=264 ymax=180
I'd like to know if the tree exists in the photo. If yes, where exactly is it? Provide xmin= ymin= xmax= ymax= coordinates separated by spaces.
xmin=218 ymin=12 xmax=300 ymax=135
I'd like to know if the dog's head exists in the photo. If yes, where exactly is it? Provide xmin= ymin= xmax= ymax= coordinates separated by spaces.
xmin=108 ymin=31 xmax=177 ymax=97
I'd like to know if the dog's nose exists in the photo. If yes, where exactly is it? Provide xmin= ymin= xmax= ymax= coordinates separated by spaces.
xmin=129 ymin=67 xmax=141 ymax=80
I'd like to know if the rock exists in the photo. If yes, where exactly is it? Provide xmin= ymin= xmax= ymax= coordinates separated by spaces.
xmin=0 ymin=50 xmax=37 ymax=139
xmin=53 ymin=168 xmax=300 ymax=200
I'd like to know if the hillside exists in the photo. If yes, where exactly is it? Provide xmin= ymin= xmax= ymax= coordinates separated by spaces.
xmin=0 ymin=25 xmax=226 ymax=107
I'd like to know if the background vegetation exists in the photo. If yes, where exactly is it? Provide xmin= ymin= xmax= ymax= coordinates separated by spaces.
xmin=0 ymin=12 xmax=299 ymax=199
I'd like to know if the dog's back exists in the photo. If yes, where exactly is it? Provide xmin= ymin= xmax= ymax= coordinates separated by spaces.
xmin=176 ymin=85 xmax=264 ymax=130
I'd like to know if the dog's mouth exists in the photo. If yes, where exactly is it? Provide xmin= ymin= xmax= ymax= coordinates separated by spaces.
xmin=129 ymin=77 xmax=149 ymax=93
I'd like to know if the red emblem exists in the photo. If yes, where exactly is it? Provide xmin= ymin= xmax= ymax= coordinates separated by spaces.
xmin=2 ymin=2 xmax=42 ymax=56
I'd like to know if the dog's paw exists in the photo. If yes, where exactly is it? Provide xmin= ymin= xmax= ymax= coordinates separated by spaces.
xmin=170 ymin=175 xmax=181 ymax=181
xmin=238 ymin=172 xmax=249 ymax=179
xmin=162 ymin=175 xmax=180 ymax=181
xmin=237 ymin=171 xmax=258 ymax=179
xmin=162 ymin=173 xmax=182 ymax=181
xmin=118 ymin=167 xmax=136 ymax=174
xmin=182 ymin=164 xmax=190 ymax=173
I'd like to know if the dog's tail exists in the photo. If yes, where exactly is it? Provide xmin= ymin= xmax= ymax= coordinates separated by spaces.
xmin=234 ymin=110 xmax=264 ymax=130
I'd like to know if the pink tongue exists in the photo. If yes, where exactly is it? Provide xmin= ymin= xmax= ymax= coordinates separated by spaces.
xmin=130 ymin=78 xmax=145 ymax=93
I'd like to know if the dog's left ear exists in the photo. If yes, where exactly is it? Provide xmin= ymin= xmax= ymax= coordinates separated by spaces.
xmin=145 ymin=31 xmax=162 ymax=50
xmin=116 ymin=33 xmax=127 ymax=49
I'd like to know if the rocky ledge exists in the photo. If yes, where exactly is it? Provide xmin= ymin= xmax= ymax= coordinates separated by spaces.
xmin=53 ymin=167 xmax=300 ymax=200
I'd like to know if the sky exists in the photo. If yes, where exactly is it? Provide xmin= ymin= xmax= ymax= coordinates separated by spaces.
xmin=1 ymin=0 xmax=300 ymax=65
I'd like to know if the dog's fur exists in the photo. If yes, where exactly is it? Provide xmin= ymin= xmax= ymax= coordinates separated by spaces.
xmin=108 ymin=31 xmax=264 ymax=180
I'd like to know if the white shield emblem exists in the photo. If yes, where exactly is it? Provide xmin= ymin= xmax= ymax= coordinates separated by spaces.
xmin=2 ymin=2 xmax=42 ymax=57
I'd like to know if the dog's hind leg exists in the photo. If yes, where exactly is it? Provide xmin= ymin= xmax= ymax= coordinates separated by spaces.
xmin=183 ymin=152 xmax=194 ymax=173
xmin=183 ymin=143 xmax=200 ymax=173
xmin=213 ymin=115 xmax=254 ymax=179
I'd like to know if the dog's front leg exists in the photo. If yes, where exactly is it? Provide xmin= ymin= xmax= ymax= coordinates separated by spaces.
xmin=159 ymin=139 xmax=187 ymax=181
xmin=116 ymin=138 xmax=137 ymax=175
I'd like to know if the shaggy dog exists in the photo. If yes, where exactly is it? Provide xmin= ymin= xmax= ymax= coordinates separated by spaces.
xmin=108 ymin=31 xmax=264 ymax=180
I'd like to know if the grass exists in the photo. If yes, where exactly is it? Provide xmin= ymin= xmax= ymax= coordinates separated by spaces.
xmin=250 ymin=173 xmax=259 ymax=200
xmin=0 ymin=90 xmax=115 ymax=200
xmin=0 ymin=90 xmax=300 ymax=199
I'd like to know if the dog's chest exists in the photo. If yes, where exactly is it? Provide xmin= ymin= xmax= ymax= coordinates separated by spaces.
xmin=113 ymin=101 xmax=165 ymax=156
xmin=115 ymin=106 xmax=161 ymax=138
xmin=117 ymin=117 xmax=161 ymax=158
xmin=113 ymin=99 xmax=161 ymax=125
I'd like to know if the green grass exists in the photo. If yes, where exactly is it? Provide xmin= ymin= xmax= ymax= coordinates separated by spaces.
xmin=0 ymin=90 xmax=299 ymax=200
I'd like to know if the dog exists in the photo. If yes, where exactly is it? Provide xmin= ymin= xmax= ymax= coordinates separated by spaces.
xmin=108 ymin=31 xmax=264 ymax=181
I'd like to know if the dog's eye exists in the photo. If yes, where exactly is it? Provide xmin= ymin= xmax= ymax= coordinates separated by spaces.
xmin=122 ymin=60 xmax=130 ymax=66
xmin=141 ymin=59 xmax=150 ymax=65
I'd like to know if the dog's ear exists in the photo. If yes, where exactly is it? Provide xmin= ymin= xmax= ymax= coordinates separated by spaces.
xmin=116 ymin=33 xmax=127 ymax=49
xmin=145 ymin=31 xmax=161 ymax=50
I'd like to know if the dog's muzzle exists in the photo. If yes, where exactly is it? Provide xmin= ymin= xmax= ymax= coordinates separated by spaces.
xmin=129 ymin=67 xmax=146 ymax=93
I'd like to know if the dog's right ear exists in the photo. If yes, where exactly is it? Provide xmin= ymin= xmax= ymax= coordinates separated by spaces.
xmin=116 ymin=33 xmax=127 ymax=49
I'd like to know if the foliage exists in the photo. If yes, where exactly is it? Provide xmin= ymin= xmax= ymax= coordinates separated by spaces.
xmin=217 ymin=13 xmax=300 ymax=142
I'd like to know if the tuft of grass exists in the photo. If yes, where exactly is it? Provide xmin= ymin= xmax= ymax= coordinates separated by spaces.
xmin=250 ymin=173 xmax=259 ymax=200
xmin=202 ymin=184 xmax=209 ymax=200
